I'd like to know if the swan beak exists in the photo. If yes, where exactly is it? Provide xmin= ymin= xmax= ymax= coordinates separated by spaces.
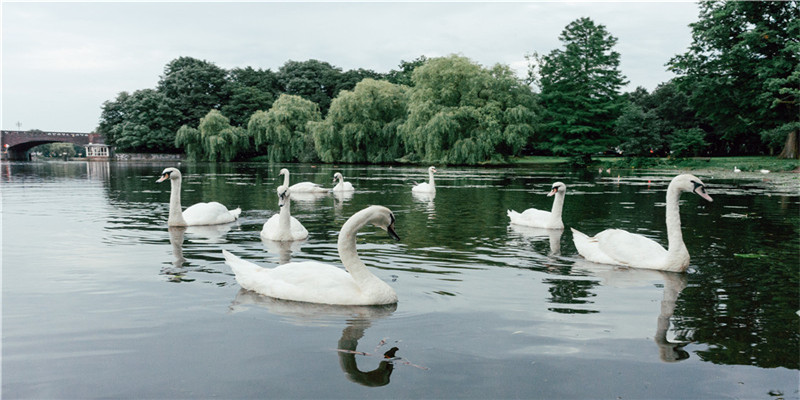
xmin=697 ymin=190 xmax=713 ymax=202
xmin=547 ymin=187 xmax=558 ymax=197
xmin=156 ymin=174 xmax=169 ymax=183
xmin=386 ymin=224 xmax=401 ymax=241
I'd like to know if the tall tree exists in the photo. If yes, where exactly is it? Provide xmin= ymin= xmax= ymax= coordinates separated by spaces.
xmin=247 ymin=94 xmax=322 ymax=163
xmin=537 ymin=17 xmax=627 ymax=164
xmin=312 ymin=78 xmax=408 ymax=163
xmin=386 ymin=56 xmax=428 ymax=87
xmin=398 ymin=55 xmax=538 ymax=164
xmin=157 ymin=57 xmax=229 ymax=129
xmin=221 ymin=67 xmax=280 ymax=127
xmin=668 ymin=1 xmax=800 ymax=158
xmin=276 ymin=60 xmax=343 ymax=116
xmin=99 ymin=89 xmax=182 ymax=152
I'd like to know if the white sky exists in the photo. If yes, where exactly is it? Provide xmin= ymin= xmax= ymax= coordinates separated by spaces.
xmin=1 ymin=1 xmax=699 ymax=133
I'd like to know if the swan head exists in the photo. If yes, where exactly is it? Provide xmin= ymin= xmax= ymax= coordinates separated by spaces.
xmin=276 ymin=185 xmax=290 ymax=207
xmin=364 ymin=205 xmax=401 ymax=241
xmin=333 ymin=172 xmax=343 ymax=182
xmin=428 ymin=166 xmax=437 ymax=174
xmin=278 ymin=168 xmax=289 ymax=177
xmin=156 ymin=167 xmax=181 ymax=183
xmin=671 ymin=174 xmax=713 ymax=202
xmin=547 ymin=182 xmax=566 ymax=197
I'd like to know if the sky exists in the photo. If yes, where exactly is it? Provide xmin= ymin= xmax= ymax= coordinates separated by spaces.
xmin=1 ymin=1 xmax=699 ymax=133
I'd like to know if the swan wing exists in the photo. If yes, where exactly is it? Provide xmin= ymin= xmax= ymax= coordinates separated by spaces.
xmin=508 ymin=208 xmax=555 ymax=228
xmin=333 ymin=182 xmax=355 ymax=192
xmin=183 ymin=202 xmax=239 ymax=225
xmin=290 ymin=182 xmax=327 ymax=193
xmin=261 ymin=215 xmax=308 ymax=241
xmin=595 ymin=229 xmax=668 ymax=267
xmin=412 ymin=182 xmax=434 ymax=193
xmin=290 ymin=217 xmax=309 ymax=239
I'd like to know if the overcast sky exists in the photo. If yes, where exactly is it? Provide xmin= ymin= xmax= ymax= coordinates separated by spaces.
xmin=1 ymin=1 xmax=699 ymax=133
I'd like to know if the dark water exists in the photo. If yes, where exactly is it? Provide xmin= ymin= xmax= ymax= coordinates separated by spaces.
xmin=3 ymin=161 xmax=798 ymax=399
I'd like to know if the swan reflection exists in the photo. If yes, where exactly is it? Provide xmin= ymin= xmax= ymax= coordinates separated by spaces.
xmin=508 ymin=224 xmax=564 ymax=256
xmin=228 ymin=290 xmax=403 ymax=386
xmin=573 ymin=262 xmax=690 ymax=362
xmin=162 ymin=224 xmax=235 ymax=281
xmin=412 ymin=191 xmax=435 ymax=217
xmin=261 ymin=238 xmax=304 ymax=265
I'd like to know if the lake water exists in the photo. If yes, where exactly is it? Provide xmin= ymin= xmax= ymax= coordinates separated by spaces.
xmin=3 ymin=161 xmax=798 ymax=399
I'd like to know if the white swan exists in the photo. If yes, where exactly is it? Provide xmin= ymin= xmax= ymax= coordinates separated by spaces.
xmin=156 ymin=167 xmax=241 ymax=226
xmin=261 ymin=185 xmax=309 ymax=241
xmin=507 ymin=182 xmax=566 ymax=229
xmin=733 ymin=166 xmax=741 ymax=173
xmin=571 ymin=174 xmax=712 ymax=272
xmin=412 ymin=166 xmax=436 ymax=194
xmin=332 ymin=172 xmax=355 ymax=192
xmin=279 ymin=168 xmax=328 ymax=193
xmin=223 ymin=205 xmax=400 ymax=305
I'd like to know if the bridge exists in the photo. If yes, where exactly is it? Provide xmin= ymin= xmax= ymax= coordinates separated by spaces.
xmin=1 ymin=130 xmax=107 ymax=160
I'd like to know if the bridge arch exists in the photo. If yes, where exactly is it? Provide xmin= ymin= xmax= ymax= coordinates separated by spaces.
xmin=1 ymin=130 xmax=106 ymax=160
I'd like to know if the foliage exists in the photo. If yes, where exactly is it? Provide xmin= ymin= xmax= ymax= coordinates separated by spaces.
xmin=386 ymin=56 xmax=428 ymax=87
xmin=221 ymin=67 xmax=280 ymax=127
xmin=157 ymin=57 xmax=229 ymax=129
xmin=537 ymin=17 xmax=627 ymax=164
xmin=33 ymin=142 xmax=79 ymax=158
xmin=398 ymin=55 xmax=538 ymax=164
xmin=248 ymin=94 xmax=321 ymax=163
xmin=670 ymin=128 xmax=708 ymax=158
xmin=98 ymin=89 xmax=182 ymax=152
xmin=276 ymin=60 xmax=346 ymax=116
xmin=312 ymin=79 xmax=408 ymax=163
xmin=174 ymin=110 xmax=248 ymax=161
xmin=667 ymin=1 xmax=800 ymax=157
xmin=614 ymin=102 xmax=664 ymax=156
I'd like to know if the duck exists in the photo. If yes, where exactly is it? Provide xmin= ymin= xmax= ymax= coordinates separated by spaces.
xmin=223 ymin=205 xmax=400 ymax=305
xmin=571 ymin=174 xmax=713 ymax=272
xmin=279 ymin=168 xmax=328 ymax=193
xmin=260 ymin=185 xmax=308 ymax=241
xmin=332 ymin=172 xmax=355 ymax=192
xmin=507 ymin=182 xmax=567 ymax=229
xmin=411 ymin=166 xmax=437 ymax=194
xmin=156 ymin=167 xmax=241 ymax=226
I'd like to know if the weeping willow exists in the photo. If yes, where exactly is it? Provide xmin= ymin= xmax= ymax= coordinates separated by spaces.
xmin=248 ymin=94 xmax=321 ymax=163
xmin=398 ymin=55 xmax=538 ymax=164
xmin=312 ymin=79 xmax=408 ymax=163
xmin=174 ymin=109 xmax=248 ymax=161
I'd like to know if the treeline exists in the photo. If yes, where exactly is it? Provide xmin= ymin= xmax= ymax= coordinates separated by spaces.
xmin=97 ymin=2 xmax=799 ymax=164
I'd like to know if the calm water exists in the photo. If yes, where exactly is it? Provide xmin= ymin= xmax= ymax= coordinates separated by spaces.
xmin=3 ymin=161 xmax=798 ymax=399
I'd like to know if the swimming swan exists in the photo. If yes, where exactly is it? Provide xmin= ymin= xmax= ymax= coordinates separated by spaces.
xmin=261 ymin=185 xmax=309 ymax=241
xmin=332 ymin=172 xmax=355 ymax=192
xmin=223 ymin=205 xmax=400 ymax=305
xmin=156 ymin=167 xmax=241 ymax=226
xmin=412 ymin=166 xmax=437 ymax=194
xmin=279 ymin=168 xmax=328 ymax=193
xmin=571 ymin=174 xmax=712 ymax=273
xmin=507 ymin=182 xmax=566 ymax=229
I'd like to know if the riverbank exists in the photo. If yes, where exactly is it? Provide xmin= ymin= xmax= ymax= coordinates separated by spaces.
xmin=511 ymin=155 xmax=800 ymax=173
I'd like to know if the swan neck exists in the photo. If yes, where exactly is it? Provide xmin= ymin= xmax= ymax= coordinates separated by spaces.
xmin=278 ymin=197 xmax=291 ymax=233
xmin=428 ymin=171 xmax=435 ymax=188
xmin=550 ymin=191 xmax=565 ymax=220
xmin=282 ymin=172 xmax=290 ymax=187
xmin=337 ymin=211 xmax=376 ymax=284
xmin=168 ymin=177 xmax=187 ymax=226
xmin=664 ymin=185 xmax=686 ymax=258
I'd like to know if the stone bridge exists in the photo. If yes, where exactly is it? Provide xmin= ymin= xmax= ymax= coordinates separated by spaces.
xmin=1 ymin=130 xmax=106 ymax=160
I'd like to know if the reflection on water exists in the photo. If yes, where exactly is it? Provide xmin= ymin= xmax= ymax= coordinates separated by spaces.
xmin=3 ymin=161 xmax=798 ymax=399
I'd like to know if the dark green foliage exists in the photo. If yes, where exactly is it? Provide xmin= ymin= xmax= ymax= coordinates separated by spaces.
xmin=667 ymin=1 xmax=800 ymax=157
xmin=614 ymin=102 xmax=664 ymax=156
xmin=670 ymin=128 xmax=708 ymax=157
xmin=398 ymin=55 xmax=537 ymax=164
xmin=312 ymin=78 xmax=408 ymax=163
xmin=248 ymin=94 xmax=321 ymax=163
xmin=157 ymin=57 xmax=228 ymax=129
xmin=221 ymin=67 xmax=280 ymax=127
xmin=386 ymin=56 xmax=428 ymax=87
xmin=276 ymin=60 xmax=345 ymax=116
xmin=98 ymin=89 xmax=182 ymax=152
xmin=175 ymin=110 xmax=249 ymax=161
xmin=538 ymin=17 xmax=627 ymax=164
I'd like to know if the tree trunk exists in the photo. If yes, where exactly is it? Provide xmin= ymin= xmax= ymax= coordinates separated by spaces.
xmin=777 ymin=129 xmax=799 ymax=159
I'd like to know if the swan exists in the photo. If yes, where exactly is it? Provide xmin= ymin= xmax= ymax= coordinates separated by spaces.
xmin=261 ymin=185 xmax=309 ymax=241
xmin=412 ymin=166 xmax=436 ymax=194
xmin=156 ymin=167 xmax=241 ymax=226
xmin=507 ymin=182 xmax=566 ymax=229
xmin=571 ymin=173 xmax=713 ymax=272
xmin=279 ymin=168 xmax=328 ymax=193
xmin=223 ymin=205 xmax=400 ymax=305
xmin=733 ymin=166 xmax=741 ymax=173
xmin=332 ymin=172 xmax=355 ymax=192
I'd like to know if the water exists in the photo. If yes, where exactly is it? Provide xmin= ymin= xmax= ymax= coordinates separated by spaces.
xmin=3 ymin=161 xmax=798 ymax=399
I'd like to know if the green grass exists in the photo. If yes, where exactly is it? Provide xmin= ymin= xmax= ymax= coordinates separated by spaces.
xmin=510 ymin=155 xmax=799 ymax=172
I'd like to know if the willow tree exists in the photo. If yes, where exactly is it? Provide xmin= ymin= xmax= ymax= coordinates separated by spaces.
xmin=248 ymin=94 xmax=321 ymax=163
xmin=313 ymin=79 xmax=408 ymax=163
xmin=175 ymin=110 xmax=248 ymax=161
xmin=398 ymin=55 xmax=537 ymax=164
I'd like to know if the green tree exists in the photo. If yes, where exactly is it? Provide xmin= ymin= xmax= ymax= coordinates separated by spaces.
xmin=386 ymin=56 xmax=428 ymax=87
xmin=537 ymin=17 xmax=627 ymax=165
xmin=668 ymin=1 xmax=800 ymax=158
xmin=157 ymin=57 xmax=229 ymax=129
xmin=614 ymin=101 xmax=664 ymax=156
xmin=221 ymin=67 xmax=280 ymax=127
xmin=277 ymin=60 xmax=344 ymax=116
xmin=398 ymin=55 xmax=537 ymax=164
xmin=248 ymin=94 xmax=321 ymax=163
xmin=99 ymin=89 xmax=182 ymax=152
xmin=175 ymin=110 xmax=248 ymax=162
xmin=313 ymin=78 xmax=408 ymax=163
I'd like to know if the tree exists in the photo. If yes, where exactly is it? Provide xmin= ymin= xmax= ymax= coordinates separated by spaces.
xmin=248 ymin=94 xmax=322 ymax=163
xmin=614 ymin=101 xmax=664 ymax=156
xmin=175 ymin=110 xmax=248 ymax=162
xmin=157 ymin=57 xmax=229 ymax=129
xmin=313 ymin=78 xmax=408 ymax=163
xmin=398 ymin=55 xmax=538 ymax=164
xmin=537 ymin=17 xmax=627 ymax=165
xmin=668 ymin=1 xmax=800 ymax=158
xmin=99 ymin=89 xmax=182 ymax=152
xmin=221 ymin=67 xmax=280 ymax=127
xmin=386 ymin=56 xmax=428 ymax=87
xmin=276 ymin=60 xmax=344 ymax=116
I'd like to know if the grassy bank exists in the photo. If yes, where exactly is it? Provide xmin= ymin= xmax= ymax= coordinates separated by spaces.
xmin=511 ymin=155 xmax=799 ymax=173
